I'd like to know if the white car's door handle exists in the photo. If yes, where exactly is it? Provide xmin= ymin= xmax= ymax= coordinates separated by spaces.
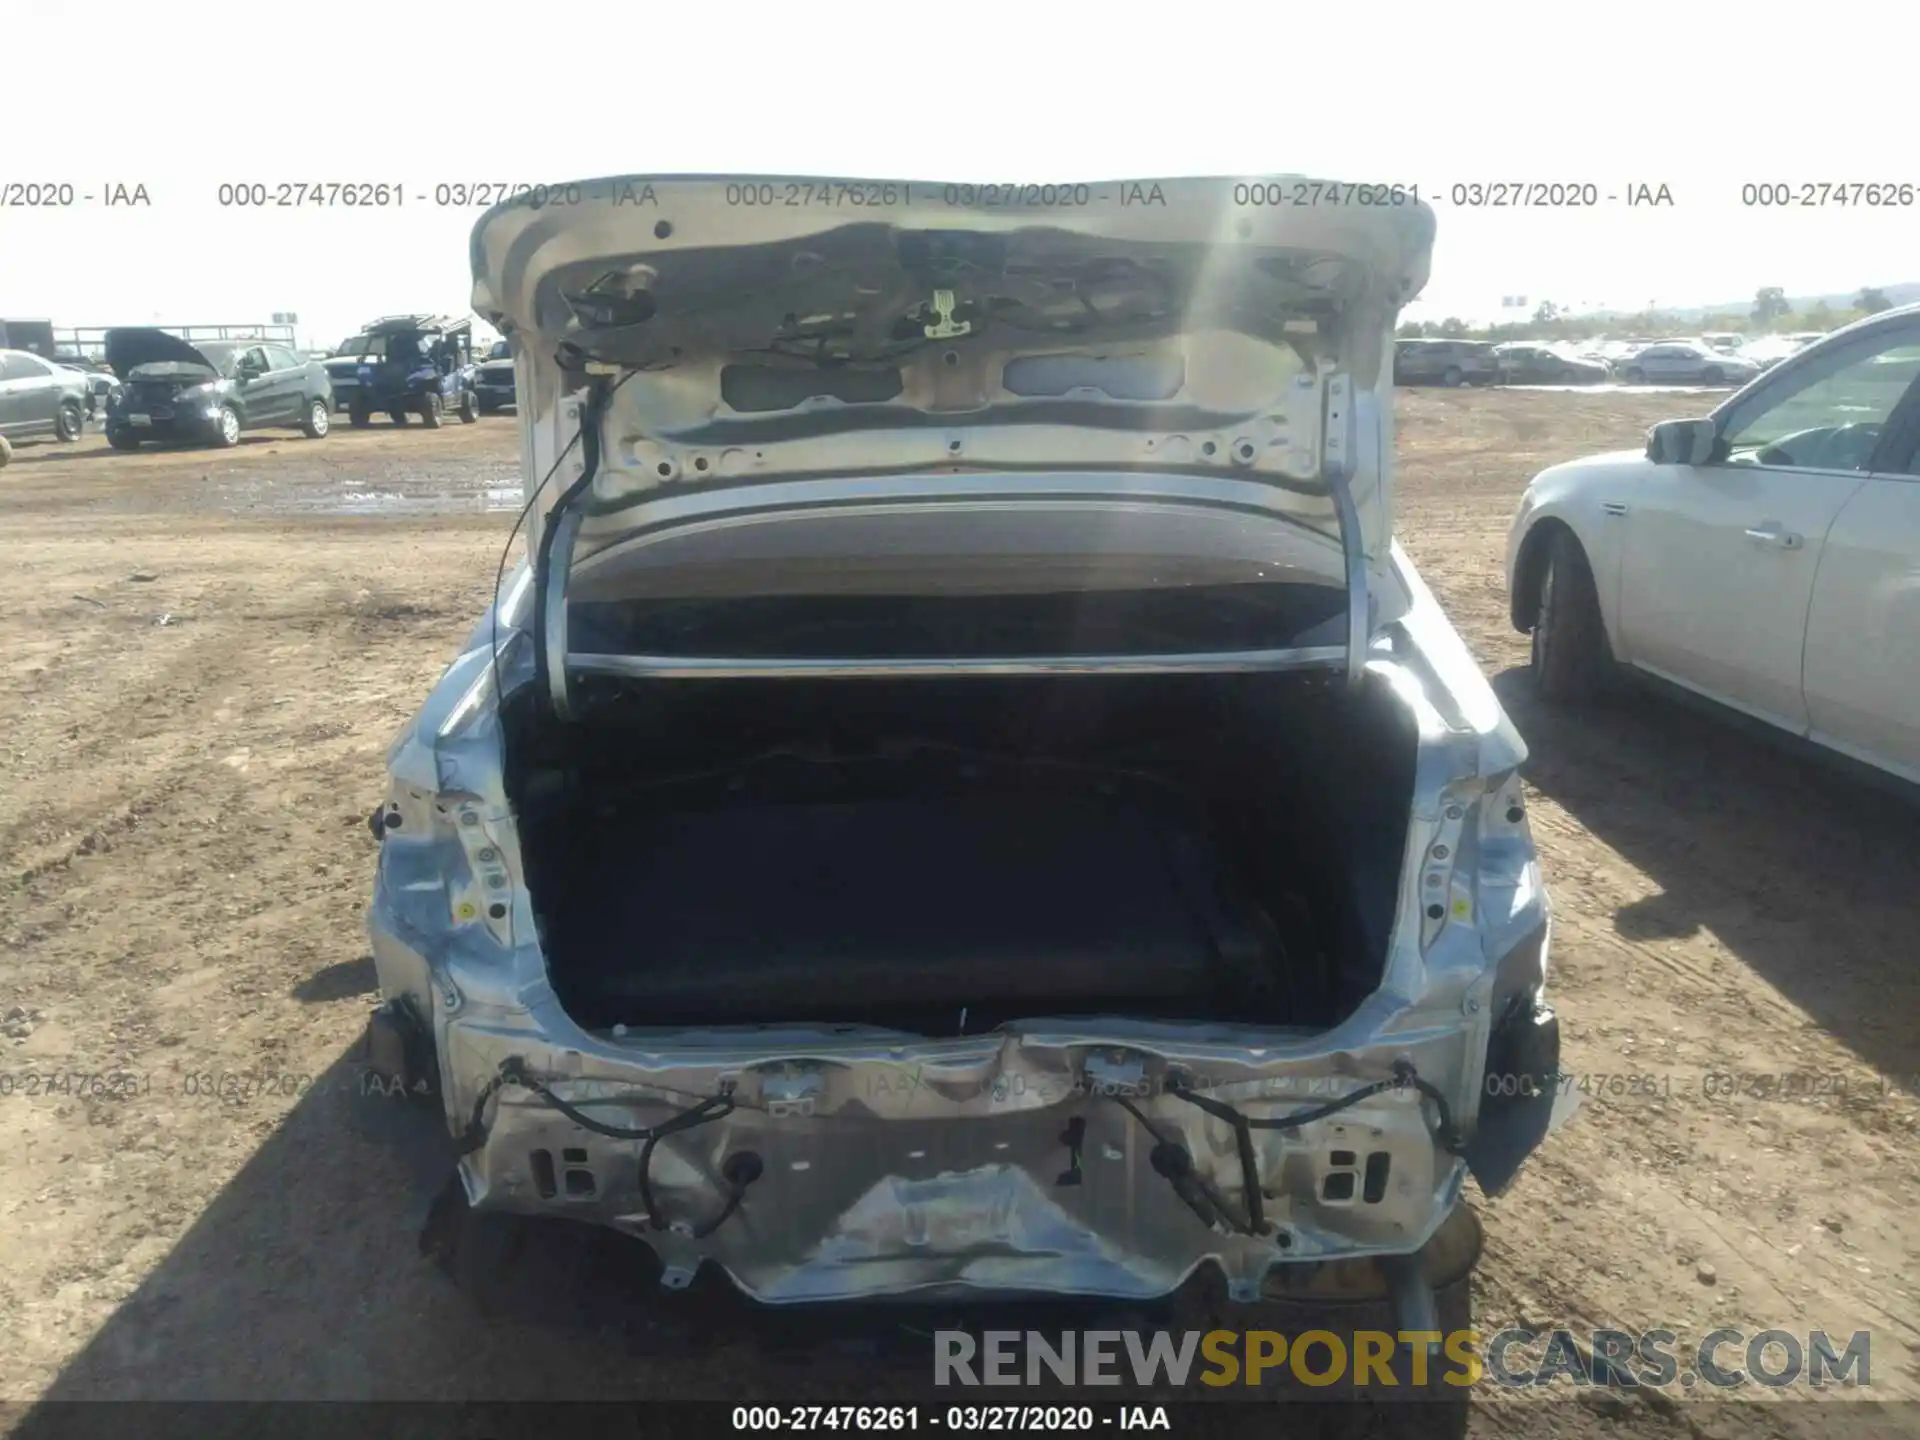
xmin=1745 ymin=525 xmax=1804 ymax=550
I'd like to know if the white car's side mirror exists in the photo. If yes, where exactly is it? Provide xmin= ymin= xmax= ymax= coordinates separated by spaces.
xmin=1646 ymin=418 xmax=1718 ymax=465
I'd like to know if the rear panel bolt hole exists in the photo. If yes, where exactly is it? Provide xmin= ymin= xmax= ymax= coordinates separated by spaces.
xmin=1362 ymin=1152 xmax=1392 ymax=1205
xmin=1425 ymin=903 xmax=1444 ymax=920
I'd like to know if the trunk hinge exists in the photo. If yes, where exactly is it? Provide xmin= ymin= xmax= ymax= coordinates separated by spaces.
xmin=533 ymin=386 xmax=608 ymax=722
xmin=541 ymin=505 xmax=583 ymax=719
xmin=1321 ymin=372 xmax=1370 ymax=690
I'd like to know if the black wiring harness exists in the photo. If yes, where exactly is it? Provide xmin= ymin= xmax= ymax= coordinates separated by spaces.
xmin=1107 ymin=1059 xmax=1461 ymax=1237
xmin=456 ymin=1057 xmax=756 ymax=1238
xmin=485 ymin=358 xmax=648 ymax=708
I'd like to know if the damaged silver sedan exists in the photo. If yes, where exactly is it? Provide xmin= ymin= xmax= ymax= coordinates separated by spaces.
xmin=365 ymin=175 xmax=1573 ymax=1337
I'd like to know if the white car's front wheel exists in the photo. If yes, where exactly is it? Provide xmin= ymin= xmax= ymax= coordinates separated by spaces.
xmin=1530 ymin=531 xmax=1616 ymax=704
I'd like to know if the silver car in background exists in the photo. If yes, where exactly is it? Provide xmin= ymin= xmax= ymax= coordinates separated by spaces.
xmin=364 ymin=175 xmax=1572 ymax=1352
xmin=1616 ymin=340 xmax=1762 ymax=385
xmin=0 ymin=348 xmax=91 ymax=450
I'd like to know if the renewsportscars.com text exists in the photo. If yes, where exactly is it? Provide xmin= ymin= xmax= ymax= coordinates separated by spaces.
xmin=934 ymin=1328 xmax=1872 ymax=1390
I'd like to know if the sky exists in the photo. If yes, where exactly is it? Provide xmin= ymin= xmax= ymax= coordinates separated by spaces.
xmin=4 ymin=1 xmax=1915 ymax=351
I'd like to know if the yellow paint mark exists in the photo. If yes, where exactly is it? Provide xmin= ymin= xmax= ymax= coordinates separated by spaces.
xmin=1451 ymin=898 xmax=1471 ymax=919
xmin=455 ymin=901 xmax=477 ymax=922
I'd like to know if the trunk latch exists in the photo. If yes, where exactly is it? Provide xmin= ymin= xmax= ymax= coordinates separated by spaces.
xmin=756 ymin=1064 xmax=828 ymax=1118
xmin=922 ymin=289 xmax=971 ymax=340
xmin=1080 ymin=1051 xmax=1151 ymax=1097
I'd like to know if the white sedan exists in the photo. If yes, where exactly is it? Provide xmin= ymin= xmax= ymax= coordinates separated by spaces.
xmin=1614 ymin=340 xmax=1762 ymax=385
xmin=1505 ymin=303 xmax=1920 ymax=785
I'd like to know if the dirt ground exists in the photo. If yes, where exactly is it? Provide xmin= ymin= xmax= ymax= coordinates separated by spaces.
xmin=1 ymin=396 xmax=1916 ymax=1437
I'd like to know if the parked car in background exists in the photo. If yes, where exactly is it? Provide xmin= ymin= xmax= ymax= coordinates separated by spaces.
xmin=0 ymin=348 xmax=91 ymax=447
xmin=50 ymin=354 xmax=122 ymax=417
xmin=1742 ymin=332 xmax=1828 ymax=371
xmin=1493 ymin=342 xmax=1613 ymax=385
xmin=325 ymin=331 xmax=388 ymax=413
xmin=345 ymin=315 xmax=479 ymax=428
xmin=1394 ymin=338 xmax=1501 ymax=385
xmin=103 ymin=330 xmax=334 ymax=449
xmin=1506 ymin=302 xmax=1920 ymax=784
xmin=1698 ymin=332 xmax=1748 ymax=354
xmin=1599 ymin=338 xmax=1657 ymax=369
xmin=1615 ymin=341 xmax=1761 ymax=386
xmin=473 ymin=339 xmax=516 ymax=413
xmin=374 ymin=175 xmax=1570 ymax=1344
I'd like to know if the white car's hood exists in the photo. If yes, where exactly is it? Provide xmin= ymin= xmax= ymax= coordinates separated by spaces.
xmin=467 ymin=175 xmax=1436 ymax=564
xmin=1541 ymin=446 xmax=1647 ymax=477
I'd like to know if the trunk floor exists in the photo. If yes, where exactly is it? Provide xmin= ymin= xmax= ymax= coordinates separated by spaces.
xmin=537 ymin=793 xmax=1289 ymax=1029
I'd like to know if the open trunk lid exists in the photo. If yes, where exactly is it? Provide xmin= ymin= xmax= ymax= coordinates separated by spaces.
xmin=467 ymin=176 xmax=1435 ymax=697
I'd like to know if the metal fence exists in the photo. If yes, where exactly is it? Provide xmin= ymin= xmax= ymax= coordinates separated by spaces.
xmin=51 ymin=323 xmax=299 ymax=361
